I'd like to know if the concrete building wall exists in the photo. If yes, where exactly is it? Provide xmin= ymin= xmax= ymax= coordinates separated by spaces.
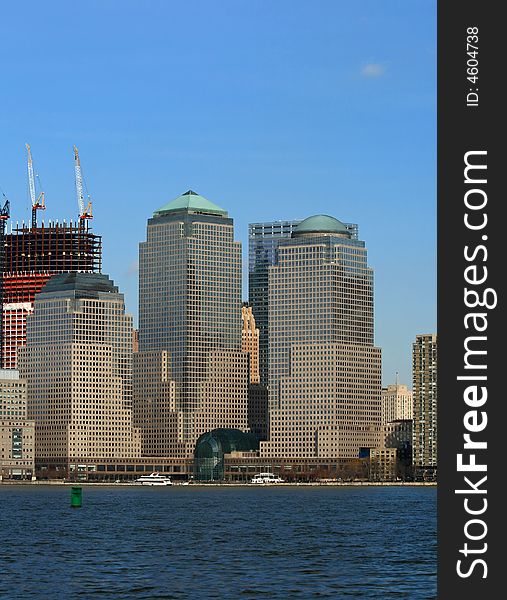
xmin=261 ymin=343 xmax=381 ymax=459
xmin=133 ymin=350 xmax=186 ymax=458
xmin=194 ymin=350 xmax=250 ymax=446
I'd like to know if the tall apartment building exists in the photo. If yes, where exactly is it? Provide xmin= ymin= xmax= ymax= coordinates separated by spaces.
xmin=248 ymin=219 xmax=357 ymax=386
xmin=0 ymin=369 xmax=35 ymax=480
xmin=137 ymin=190 xmax=248 ymax=454
xmin=260 ymin=214 xmax=381 ymax=459
xmin=412 ymin=334 xmax=438 ymax=474
xmin=2 ymin=221 xmax=101 ymax=368
xmin=381 ymin=383 xmax=413 ymax=424
xmin=18 ymin=273 xmax=140 ymax=477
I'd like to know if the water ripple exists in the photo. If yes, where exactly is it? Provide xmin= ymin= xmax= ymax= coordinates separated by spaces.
xmin=0 ymin=486 xmax=436 ymax=599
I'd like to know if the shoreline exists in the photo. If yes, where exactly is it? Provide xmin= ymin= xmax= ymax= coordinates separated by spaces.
xmin=0 ymin=481 xmax=436 ymax=487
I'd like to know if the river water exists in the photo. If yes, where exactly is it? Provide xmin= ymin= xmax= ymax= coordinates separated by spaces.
xmin=0 ymin=485 xmax=436 ymax=599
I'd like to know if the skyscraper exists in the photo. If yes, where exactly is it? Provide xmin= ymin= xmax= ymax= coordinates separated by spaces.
xmin=248 ymin=219 xmax=358 ymax=386
xmin=249 ymin=221 xmax=299 ymax=386
xmin=18 ymin=273 xmax=140 ymax=477
xmin=138 ymin=190 xmax=248 ymax=453
xmin=260 ymin=214 xmax=381 ymax=459
xmin=412 ymin=333 xmax=438 ymax=476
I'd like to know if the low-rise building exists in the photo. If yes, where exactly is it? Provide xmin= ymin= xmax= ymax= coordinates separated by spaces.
xmin=369 ymin=447 xmax=397 ymax=481
xmin=0 ymin=369 xmax=35 ymax=480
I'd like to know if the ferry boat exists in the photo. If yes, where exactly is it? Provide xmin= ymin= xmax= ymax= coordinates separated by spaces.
xmin=136 ymin=472 xmax=172 ymax=486
xmin=251 ymin=472 xmax=284 ymax=484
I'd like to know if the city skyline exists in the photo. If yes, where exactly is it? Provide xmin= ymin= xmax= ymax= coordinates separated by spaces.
xmin=0 ymin=1 xmax=436 ymax=386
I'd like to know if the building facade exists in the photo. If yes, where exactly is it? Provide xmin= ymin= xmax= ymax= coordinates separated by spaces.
xmin=412 ymin=333 xmax=438 ymax=475
xmin=260 ymin=214 xmax=381 ymax=459
xmin=382 ymin=418 xmax=413 ymax=477
xmin=248 ymin=219 xmax=358 ymax=386
xmin=381 ymin=383 xmax=413 ymax=424
xmin=241 ymin=304 xmax=260 ymax=384
xmin=369 ymin=447 xmax=398 ymax=481
xmin=138 ymin=190 xmax=248 ymax=453
xmin=132 ymin=350 xmax=185 ymax=457
xmin=241 ymin=304 xmax=268 ymax=438
xmin=18 ymin=273 xmax=140 ymax=477
xmin=0 ymin=369 xmax=35 ymax=479
xmin=2 ymin=221 xmax=101 ymax=369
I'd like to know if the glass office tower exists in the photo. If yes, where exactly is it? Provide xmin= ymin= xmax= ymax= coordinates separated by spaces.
xmin=260 ymin=214 xmax=381 ymax=459
xmin=249 ymin=219 xmax=358 ymax=387
xmin=139 ymin=190 xmax=246 ymax=449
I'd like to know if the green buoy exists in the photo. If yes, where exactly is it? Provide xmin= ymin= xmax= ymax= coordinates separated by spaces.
xmin=71 ymin=486 xmax=82 ymax=508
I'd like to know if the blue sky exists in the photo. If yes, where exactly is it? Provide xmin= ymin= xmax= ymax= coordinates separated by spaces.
xmin=1 ymin=0 xmax=436 ymax=386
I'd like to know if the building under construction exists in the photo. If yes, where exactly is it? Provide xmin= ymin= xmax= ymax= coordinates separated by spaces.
xmin=0 ymin=144 xmax=101 ymax=369
xmin=2 ymin=220 xmax=102 ymax=368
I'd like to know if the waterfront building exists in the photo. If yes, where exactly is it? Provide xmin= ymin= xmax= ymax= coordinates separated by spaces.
xmin=381 ymin=382 xmax=413 ymax=424
xmin=2 ymin=221 xmax=101 ymax=369
xmin=194 ymin=428 xmax=260 ymax=481
xmin=260 ymin=214 xmax=381 ymax=459
xmin=0 ymin=369 xmax=34 ymax=480
xmin=18 ymin=273 xmax=141 ymax=477
xmin=138 ymin=190 xmax=248 ymax=454
xmin=412 ymin=333 xmax=438 ymax=476
xmin=248 ymin=219 xmax=358 ymax=386
xmin=369 ymin=447 xmax=397 ymax=481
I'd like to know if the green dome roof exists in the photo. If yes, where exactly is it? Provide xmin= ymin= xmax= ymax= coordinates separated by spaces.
xmin=293 ymin=214 xmax=350 ymax=237
xmin=154 ymin=190 xmax=227 ymax=217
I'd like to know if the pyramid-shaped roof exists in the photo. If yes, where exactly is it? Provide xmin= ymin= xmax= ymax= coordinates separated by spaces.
xmin=154 ymin=190 xmax=227 ymax=217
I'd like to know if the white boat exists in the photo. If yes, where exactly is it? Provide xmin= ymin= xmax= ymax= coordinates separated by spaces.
xmin=136 ymin=472 xmax=172 ymax=486
xmin=251 ymin=472 xmax=284 ymax=484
